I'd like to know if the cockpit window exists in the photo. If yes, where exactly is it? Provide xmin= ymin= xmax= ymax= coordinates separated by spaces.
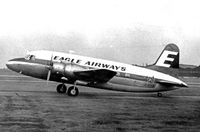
xmin=25 ymin=55 xmax=35 ymax=60
xmin=25 ymin=55 xmax=30 ymax=60
xmin=30 ymin=55 xmax=35 ymax=60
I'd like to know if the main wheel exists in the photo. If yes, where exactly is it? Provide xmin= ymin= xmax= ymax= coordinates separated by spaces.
xmin=67 ymin=86 xmax=79 ymax=96
xmin=56 ymin=84 xmax=67 ymax=93
xmin=157 ymin=92 xmax=162 ymax=97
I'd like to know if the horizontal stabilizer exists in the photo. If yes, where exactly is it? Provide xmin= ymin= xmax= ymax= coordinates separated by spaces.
xmin=157 ymin=79 xmax=188 ymax=87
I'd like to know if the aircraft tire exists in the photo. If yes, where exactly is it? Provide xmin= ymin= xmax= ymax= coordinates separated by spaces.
xmin=157 ymin=92 xmax=162 ymax=97
xmin=67 ymin=86 xmax=79 ymax=96
xmin=56 ymin=84 xmax=67 ymax=93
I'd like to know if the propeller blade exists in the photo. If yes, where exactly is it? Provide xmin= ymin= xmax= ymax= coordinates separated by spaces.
xmin=46 ymin=53 xmax=54 ymax=85
xmin=50 ymin=53 xmax=53 ymax=66
xmin=47 ymin=70 xmax=51 ymax=85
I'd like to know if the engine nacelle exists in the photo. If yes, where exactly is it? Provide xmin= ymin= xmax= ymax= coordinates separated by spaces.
xmin=52 ymin=63 xmax=86 ymax=80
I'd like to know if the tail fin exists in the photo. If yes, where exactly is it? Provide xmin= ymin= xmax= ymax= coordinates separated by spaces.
xmin=154 ymin=43 xmax=179 ymax=68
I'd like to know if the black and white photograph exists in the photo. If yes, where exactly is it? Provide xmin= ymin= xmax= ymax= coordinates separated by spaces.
xmin=0 ymin=0 xmax=200 ymax=131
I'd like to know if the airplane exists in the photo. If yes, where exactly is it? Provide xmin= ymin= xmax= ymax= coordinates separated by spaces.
xmin=6 ymin=44 xmax=188 ymax=97
xmin=146 ymin=43 xmax=200 ymax=78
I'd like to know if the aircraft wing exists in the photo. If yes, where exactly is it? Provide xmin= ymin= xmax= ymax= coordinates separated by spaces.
xmin=73 ymin=69 xmax=117 ymax=83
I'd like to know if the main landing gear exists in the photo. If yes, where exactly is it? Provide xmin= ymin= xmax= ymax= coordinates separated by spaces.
xmin=56 ymin=83 xmax=79 ymax=96
xmin=56 ymin=84 xmax=67 ymax=93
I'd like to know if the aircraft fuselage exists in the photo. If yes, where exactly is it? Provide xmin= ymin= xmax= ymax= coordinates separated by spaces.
xmin=6 ymin=50 xmax=187 ymax=94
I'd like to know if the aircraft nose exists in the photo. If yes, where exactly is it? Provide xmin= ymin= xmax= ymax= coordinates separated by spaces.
xmin=6 ymin=59 xmax=21 ymax=72
xmin=6 ymin=60 xmax=13 ymax=69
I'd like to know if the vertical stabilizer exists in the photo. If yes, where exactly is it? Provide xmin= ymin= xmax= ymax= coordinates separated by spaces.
xmin=155 ymin=43 xmax=179 ymax=68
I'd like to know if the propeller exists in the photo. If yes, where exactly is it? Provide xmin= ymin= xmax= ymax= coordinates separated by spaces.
xmin=46 ymin=54 xmax=54 ymax=85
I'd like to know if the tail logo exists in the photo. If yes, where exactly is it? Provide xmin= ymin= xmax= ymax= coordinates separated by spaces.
xmin=156 ymin=50 xmax=178 ymax=68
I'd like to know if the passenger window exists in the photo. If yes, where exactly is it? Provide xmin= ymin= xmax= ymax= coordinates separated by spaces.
xmin=125 ymin=73 xmax=131 ymax=78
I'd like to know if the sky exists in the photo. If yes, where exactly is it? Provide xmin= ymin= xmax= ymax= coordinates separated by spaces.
xmin=1 ymin=0 xmax=200 ymax=68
